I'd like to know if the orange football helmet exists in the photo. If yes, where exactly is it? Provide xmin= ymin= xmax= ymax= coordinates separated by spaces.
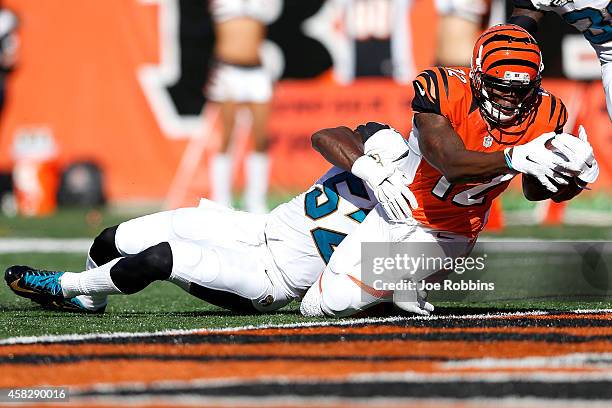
xmin=470 ymin=24 xmax=544 ymax=127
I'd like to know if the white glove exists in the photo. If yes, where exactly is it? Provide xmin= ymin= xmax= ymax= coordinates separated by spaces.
xmin=393 ymin=285 xmax=434 ymax=316
xmin=505 ymin=132 xmax=582 ymax=193
xmin=351 ymin=155 xmax=418 ymax=221
xmin=530 ymin=0 xmax=554 ymax=8
xmin=360 ymin=125 xmax=410 ymax=165
xmin=553 ymin=125 xmax=599 ymax=185
xmin=551 ymin=128 xmax=594 ymax=171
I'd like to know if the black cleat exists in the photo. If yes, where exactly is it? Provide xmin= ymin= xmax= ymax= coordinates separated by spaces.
xmin=5 ymin=265 xmax=105 ymax=313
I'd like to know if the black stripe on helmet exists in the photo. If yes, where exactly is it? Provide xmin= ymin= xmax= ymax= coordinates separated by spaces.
xmin=481 ymin=33 xmax=536 ymax=48
xmin=481 ymin=46 xmax=540 ymax=66
xmin=486 ymin=58 xmax=540 ymax=72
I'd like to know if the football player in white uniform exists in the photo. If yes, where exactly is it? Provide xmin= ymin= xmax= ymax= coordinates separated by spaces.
xmin=4 ymin=123 xmax=412 ymax=314
xmin=509 ymin=0 xmax=612 ymax=120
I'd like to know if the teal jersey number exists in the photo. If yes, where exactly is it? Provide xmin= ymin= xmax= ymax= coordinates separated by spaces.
xmin=304 ymin=171 xmax=370 ymax=263
xmin=563 ymin=2 xmax=612 ymax=45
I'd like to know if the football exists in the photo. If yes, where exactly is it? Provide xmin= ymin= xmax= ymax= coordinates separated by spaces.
xmin=522 ymin=135 xmax=575 ymax=201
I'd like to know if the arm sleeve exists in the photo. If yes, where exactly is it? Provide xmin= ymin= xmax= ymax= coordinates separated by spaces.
xmin=508 ymin=15 xmax=539 ymax=35
xmin=512 ymin=0 xmax=538 ymax=11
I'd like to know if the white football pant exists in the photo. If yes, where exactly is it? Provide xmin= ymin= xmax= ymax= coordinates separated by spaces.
xmin=82 ymin=199 xmax=292 ymax=312
xmin=301 ymin=205 xmax=474 ymax=318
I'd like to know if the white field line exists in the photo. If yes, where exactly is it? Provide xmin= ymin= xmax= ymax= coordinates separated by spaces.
xmin=1 ymin=309 xmax=611 ymax=346
xmin=347 ymin=369 xmax=612 ymax=384
xmin=0 ymin=238 xmax=90 ymax=253
xmin=505 ymin=210 xmax=612 ymax=226
xmin=442 ymin=352 xmax=612 ymax=369
xmin=0 ymin=237 xmax=610 ymax=254
xmin=56 ymin=395 xmax=612 ymax=408
xmin=0 ymin=310 xmax=547 ymax=345
xmin=61 ymin=369 xmax=612 ymax=401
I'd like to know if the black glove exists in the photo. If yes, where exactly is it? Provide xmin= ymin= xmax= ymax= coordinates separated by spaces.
xmin=355 ymin=122 xmax=390 ymax=143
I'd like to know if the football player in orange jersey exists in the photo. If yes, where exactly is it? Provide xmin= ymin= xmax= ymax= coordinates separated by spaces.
xmin=300 ymin=24 xmax=599 ymax=318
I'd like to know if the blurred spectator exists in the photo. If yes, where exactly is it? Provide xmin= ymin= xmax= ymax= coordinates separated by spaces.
xmin=0 ymin=4 xmax=17 ymax=216
xmin=329 ymin=0 xmax=415 ymax=84
xmin=0 ymin=3 xmax=17 ymax=113
xmin=207 ymin=0 xmax=282 ymax=213
xmin=434 ymin=0 xmax=489 ymax=66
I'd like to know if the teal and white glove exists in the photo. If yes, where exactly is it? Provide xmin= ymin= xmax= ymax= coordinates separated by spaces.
xmin=351 ymin=155 xmax=418 ymax=221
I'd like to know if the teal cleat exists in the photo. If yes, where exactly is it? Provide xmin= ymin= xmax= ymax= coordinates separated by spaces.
xmin=44 ymin=295 xmax=106 ymax=314
xmin=5 ymin=265 xmax=63 ymax=299
xmin=5 ymin=265 xmax=105 ymax=314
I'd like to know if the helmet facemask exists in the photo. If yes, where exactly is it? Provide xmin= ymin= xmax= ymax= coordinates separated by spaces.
xmin=472 ymin=71 xmax=541 ymax=128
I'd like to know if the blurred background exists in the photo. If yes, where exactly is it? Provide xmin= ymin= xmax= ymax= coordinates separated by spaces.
xmin=0 ymin=0 xmax=609 ymax=237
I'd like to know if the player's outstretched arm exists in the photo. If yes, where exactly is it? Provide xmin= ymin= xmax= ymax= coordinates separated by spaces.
xmin=508 ymin=3 xmax=544 ymax=36
xmin=415 ymin=113 xmax=509 ymax=183
xmin=311 ymin=126 xmax=364 ymax=171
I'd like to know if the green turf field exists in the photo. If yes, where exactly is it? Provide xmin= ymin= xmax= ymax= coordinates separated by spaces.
xmin=1 ymin=263 xmax=610 ymax=339
xmin=1 ymin=206 xmax=611 ymax=339
xmin=1 ymin=246 xmax=610 ymax=338
xmin=0 ymin=250 xmax=312 ymax=338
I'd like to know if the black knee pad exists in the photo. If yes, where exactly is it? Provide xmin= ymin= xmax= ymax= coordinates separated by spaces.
xmin=89 ymin=225 xmax=121 ymax=266
xmin=110 ymin=242 xmax=173 ymax=294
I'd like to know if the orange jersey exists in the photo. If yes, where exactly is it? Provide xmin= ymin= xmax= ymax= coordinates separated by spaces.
xmin=407 ymin=66 xmax=567 ymax=238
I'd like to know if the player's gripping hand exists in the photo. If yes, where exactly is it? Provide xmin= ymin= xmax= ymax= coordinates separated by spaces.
xmin=393 ymin=285 xmax=434 ymax=316
xmin=375 ymin=169 xmax=419 ymax=222
xmin=351 ymin=155 xmax=418 ymax=221
xmin=552 ymin=126 xmax=599 ymax=185
xmin=355 ymin=122 xmax=410 ymax=165
xmin=504 ymin=132 xmax=582 ymax=193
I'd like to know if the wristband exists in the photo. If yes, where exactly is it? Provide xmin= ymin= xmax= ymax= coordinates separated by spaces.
xmin=503 ymin=147 xmax=514 ymax=170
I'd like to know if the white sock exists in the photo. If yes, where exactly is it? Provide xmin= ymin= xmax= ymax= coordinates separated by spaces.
xmin=60 ymin=258 xmax=123 ymax=298
xmin=211 ymin=153 xmax=232 ymax=207
xmin=72 ymin=255 xmax=110 ymax=309
xmin=245 ymin=152 xmax=269 ymax=213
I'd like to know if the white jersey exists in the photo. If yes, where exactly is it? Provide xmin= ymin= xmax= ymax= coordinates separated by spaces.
xmin=518 ymin=0 xmax=612 ymax=64
xmin=516 ymin=0 xmax=612 ymax=119
xmin=264 ymin=166 xmax=378 ymax=298
xmin=210 ymin=0 xmax=282 ymax=24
